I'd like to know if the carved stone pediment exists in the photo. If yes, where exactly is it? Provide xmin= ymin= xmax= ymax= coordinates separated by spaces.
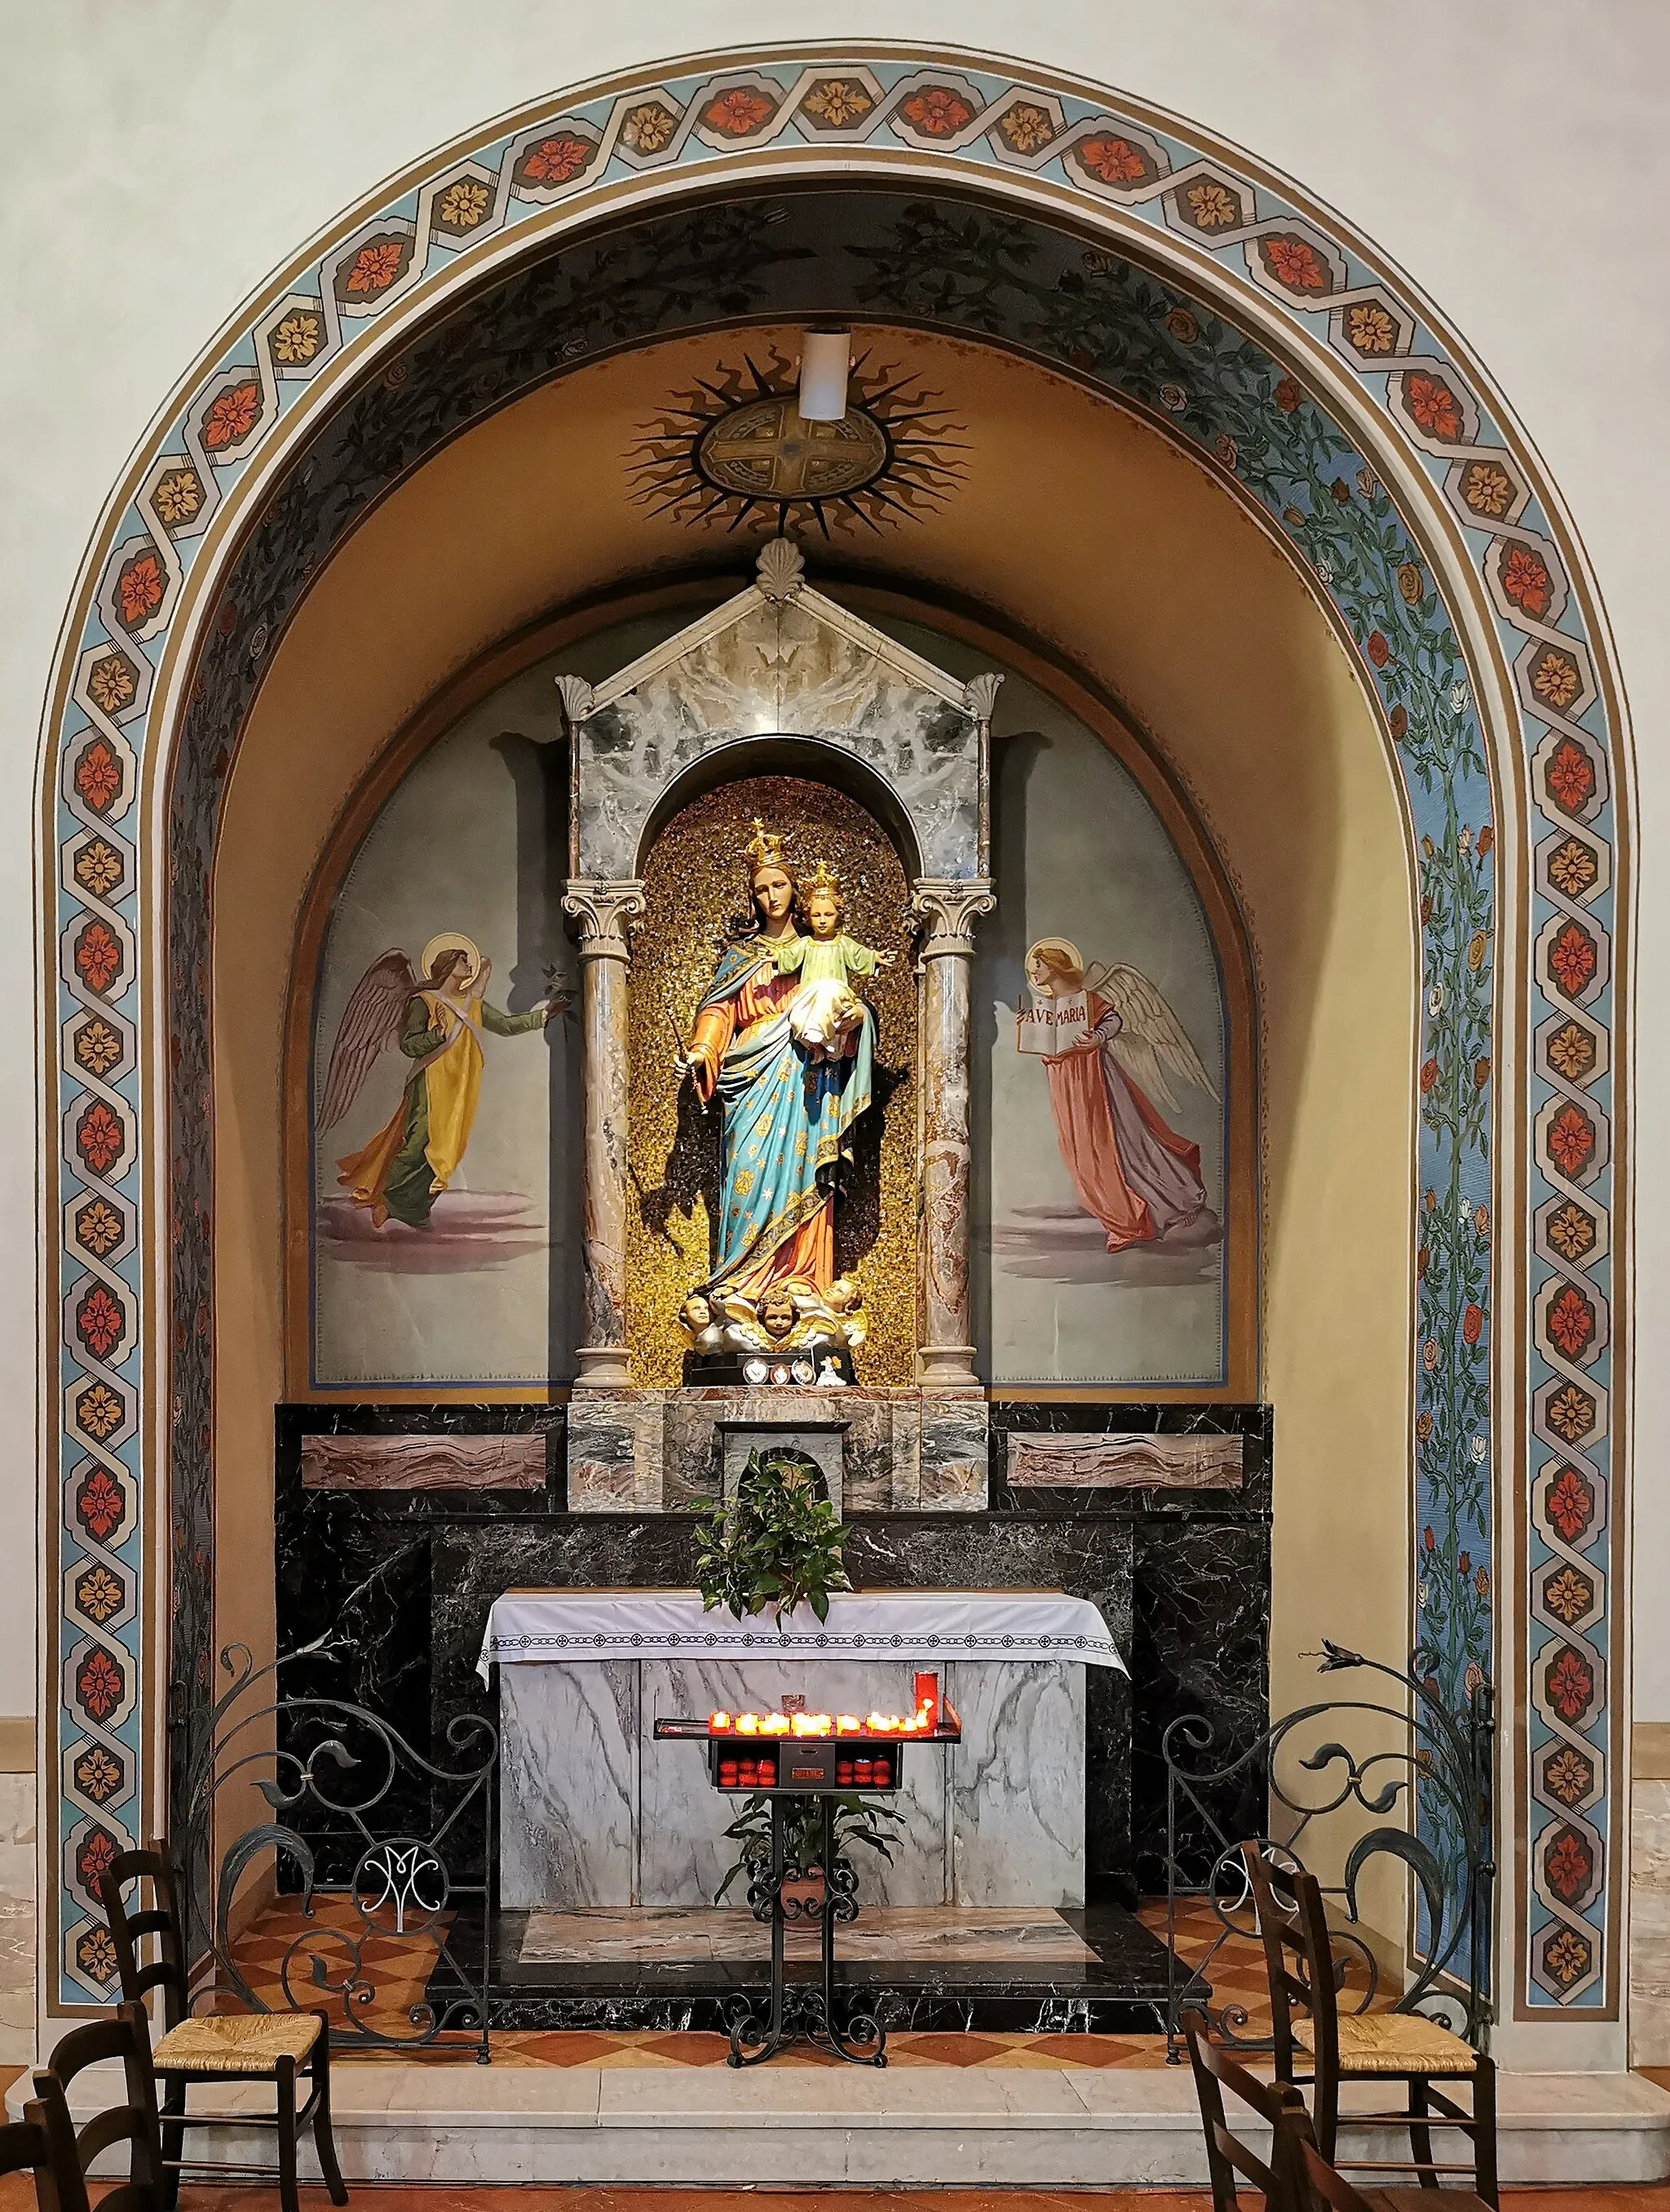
xmin=558 ymin=538 xmax=998 ymax=881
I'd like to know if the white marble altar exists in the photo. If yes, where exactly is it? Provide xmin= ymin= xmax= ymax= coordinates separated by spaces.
xmin=486 ymin=1589 xmax=1122 ymax=1915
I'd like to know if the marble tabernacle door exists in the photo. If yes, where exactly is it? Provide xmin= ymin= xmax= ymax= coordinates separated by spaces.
xmin=479 ymin=1588 xmax=1124 ymax=1913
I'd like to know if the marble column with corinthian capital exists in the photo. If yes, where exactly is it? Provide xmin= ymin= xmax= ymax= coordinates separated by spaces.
xmin=561 ymin=878 xmax=646 ymax=1387
xmin=911 ymin=878 xmax=996 ymax=1391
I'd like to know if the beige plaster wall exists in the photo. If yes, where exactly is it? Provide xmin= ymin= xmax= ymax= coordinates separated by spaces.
xmin=213 ymin=329 xmax=1412 ymax=1764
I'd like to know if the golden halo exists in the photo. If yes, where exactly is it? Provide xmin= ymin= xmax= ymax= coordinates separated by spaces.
xmin=420 ymin=932 xmax=483 ymax=987
xmin=1026 ymin=936 xmax=1084 ymax=983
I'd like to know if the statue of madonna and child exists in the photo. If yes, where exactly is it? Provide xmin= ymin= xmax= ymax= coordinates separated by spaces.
xmin=674 ymin=820 xmax=893 ymax=1384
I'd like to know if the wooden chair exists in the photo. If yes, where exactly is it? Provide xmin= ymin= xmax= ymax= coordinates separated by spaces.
xmin=1298 ymin=2134 xmax=1494 ymax=2212
xmin=98 ymin=1841 xmax=347 ymax=2212
xmin=1182 ymin=2005 xmax=1314 ymax=2211
xmin=1242 ymin=1842 xmax=1497 ymax=2207
xmin=0 ymin=2112 xmax=52 ymax=2212
xmin=30 ymin=2001 xmax=165 ymax=2212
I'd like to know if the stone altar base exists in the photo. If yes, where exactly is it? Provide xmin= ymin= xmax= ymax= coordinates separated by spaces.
xmin=567 ymin=1384 xmax=988 ymax=1511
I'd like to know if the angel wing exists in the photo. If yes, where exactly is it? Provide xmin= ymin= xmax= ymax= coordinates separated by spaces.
xmin=1082 ymin=962 xmax=1221 ymax=1115
xmin=318 ymin=949 xmax=419 ymax=1131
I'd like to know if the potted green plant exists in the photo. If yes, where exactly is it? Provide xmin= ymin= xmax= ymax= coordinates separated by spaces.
xmin=697 ymin=1449 xmax=896 ymax=1912
xmin=694 ymin=1447 xmax=848 ymax=1627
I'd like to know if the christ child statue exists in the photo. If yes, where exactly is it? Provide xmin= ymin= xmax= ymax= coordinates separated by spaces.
xmin=775 ymin=860 xmax=893 ymax=1060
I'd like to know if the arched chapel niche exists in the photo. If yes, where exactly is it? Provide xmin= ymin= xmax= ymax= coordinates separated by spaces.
xmin=209 ymin=320 xmax=1412 ymax=1946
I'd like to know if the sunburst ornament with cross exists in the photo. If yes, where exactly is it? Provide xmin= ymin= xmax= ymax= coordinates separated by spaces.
xmin=627 ymin=345 xmax=966 ymax=535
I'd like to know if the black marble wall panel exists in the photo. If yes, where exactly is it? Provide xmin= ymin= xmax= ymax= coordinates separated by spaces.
xmin=272 ymin=1400 xmax=1271 ymax=1894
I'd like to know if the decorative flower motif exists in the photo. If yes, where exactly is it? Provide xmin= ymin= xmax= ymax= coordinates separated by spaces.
xmin=1422 ymin=1339 xmax=1438 ymax=1373
xmin=1397 ymin=563 xmax=1425 ymax=605
xmin=76 ymin=1285 xmax=126 ymax=1361
xmin=998 ymin=102 xmax=1055 ymax=153
xmin=1544 ymin=1564 xmax=1594 ymax=1627
xmin=622 ymin=102 xmax=678 ymax=153
xmin=1546 ymin=1464 xmax=1595 ymax=1542
xmin=519 ymin=135 xmax=594 ymax=183
xmin=1473 ymin=1051 xmax=1491 ymax=1088
xmin=272 ymin=310 xmax=323 ymax=365
xmin=1366 ymin=632 xmax=1390 ymax=669
xmin=116 ymin=551 xmax=165 ymax=630
xmin=1357 ymin=467 xmax=1380 ymax=499
xmin=1415 ymin=1409 xmax=1432 ymax=1440
xmin=1545 ymin=739 xmax=1596 ymax=815
xmin=1500 ymin=541 xmax=1553 ymax=618
xmin=1186 ymin=180 xmax=1238 ymax=228
xmin=73 ymin=1744 xmax=123 ymax=1807
xmin=74 ymin=1201 xmax=124 ymax=1263
xmin=1390 ymin=706 xmax=1408 ymax=741
xmin=1345 ymin=302 xmax=1397 ymax=355
xmin=436 ymin=178 xmax=491 ymax=228
xmin=1478 ymin=823 xmax=1494 ymax=858
xmin=73 ymin=843 xmax=124 ymax=903
xmin=75 ymin=1568 xmax=125 ymax=1628
xmin=1547 ymin=1285 xmax=1596 ymax=1360
xmin=1165 ymin=307 xmax=1199 ymax=344
xmin=201 ymin=380 xmax=261 ymax=450
xmin=73 ymin=1016 xmax=122 ymax=1076
xmin=1160 ymin=382 xmax=1187 ymax=412
xmin=1544 ymin=1745 xmax=1594 ymax=1807
xmin=86 ymin=654 xmax=137 ymax=714
xmin=75 ymin=1927 xmax=119 ymax=1983
xmin=76 ymin=1647 xmax=125 ymax=1720
xmin=1544 ymin=1828 xmax=1593 ymax=1901
xmin=1416 ymin=1245 xmax=1429 ymax=1281
xmin=1450 ymin=681 xmax=1470 ymax=716
xmin=1330 ymin=477 xmax=1351 ymax=505
xmin=1467 ymin=930 xmax=1488 ymax=974
xmin=1545 ymin=1647 xmax=1595 ymax=1725
xmin=343 ymin=238 xmax=405 ymax=295
xmin=1546 ymin=1021 xmax=1596 ymax=1082
xmin=1547 ymin=839 xmax=1597 ymax=898
xmin=1549 ymin=921 xmax=1597 ymax=997
xmin=1076 ymin=133 xmax=1148 ymax=183
xmin=74 ymin=922 xmax=121 ymax=995
xmin=1546 ymin=1383 xmax=1596 ymax=1444
xmin=1462 ymin=1302 xmax=1484 ymax=1347
xmin=1214 ymin=434 xmax=1239 ymax=469
xmin=1546 ymin=1202 xmax=1596 ymax=1263
xmin=152 ymin=468 xmax=203 ymax=528
xmin=1275 ymin=376 xmax=1302 ymax=413
xmin=703 ymin=88 xmax=775 ymax=137
xmin=1461 ymin=459 xmax=1513 ymax=517
xmin=1261 ymin=235 xmax=1328 ymax=290
xmin=74 ymin=740 xmax=122 ymax=815
xmin=75 ymin=1462 xmax=126 ymax=1540
xmin=1419 ymin=1056 xmax=1438 ymax=1093
xmin=1470 ymin=1435 xmax=1488 ymax=1463
xmin=75 ymin=1381 xmax=125 ymax=1443
xmin=801 ymin=80 xmax=872 ymax=128
xmin=1546 ymin=1103 xmax=1595 ymax=1176
xmin=1541 ymin=1927 xmax=1592 ymax=1989
xmin=1403 ymin=372 xmax=1462 ymax=439
xmin=900 ymin=87 xmax=975 ymax=138
xmin=77 ymin=1099 xmax=124 ymax=1176
xmin=77 ymin=1827 xmax=118 ymax=1888
xmin=1533 ymin=650 xmax=1582 ymax=711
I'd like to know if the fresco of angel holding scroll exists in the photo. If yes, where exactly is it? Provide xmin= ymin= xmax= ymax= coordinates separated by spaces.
xmin=1019 ymin=936 xmax=1220 ymax=1254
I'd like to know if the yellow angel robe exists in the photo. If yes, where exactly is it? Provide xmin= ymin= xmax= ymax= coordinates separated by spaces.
xmin=336 ymin=985 xmax=544 ymax=1228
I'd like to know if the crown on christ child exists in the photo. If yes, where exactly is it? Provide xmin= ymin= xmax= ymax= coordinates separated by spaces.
xmin=806 ymin=858 xmax=843 ymax=902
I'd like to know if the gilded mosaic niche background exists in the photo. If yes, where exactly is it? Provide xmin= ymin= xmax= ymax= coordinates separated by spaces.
xmin=627 ymin=774 xmax=917 ymax=1386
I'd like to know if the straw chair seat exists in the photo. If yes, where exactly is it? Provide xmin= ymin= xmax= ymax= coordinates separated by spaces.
xmin=152 ymin=2012 xmax=322 ymax=2076
xmin=1295 ymin=2009 xmax=1478 ymax=2075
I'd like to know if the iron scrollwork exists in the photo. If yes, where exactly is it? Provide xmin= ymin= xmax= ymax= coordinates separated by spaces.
xmin=725 ymin=1797 xmax=886 ymax=2068
xmin=1162 ymin=1641 xmax=1494 ymax=2062
xmin=183 ymin=1632 xmax=498 ymax=2061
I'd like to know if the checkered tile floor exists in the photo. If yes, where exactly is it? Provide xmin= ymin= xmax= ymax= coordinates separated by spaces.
xmin=228 ymin=1895 xmax=1301 ymax=2068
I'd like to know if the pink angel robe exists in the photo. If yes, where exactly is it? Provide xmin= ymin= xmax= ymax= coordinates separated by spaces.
xmin=1041 ymin=992 xmax=1207 ymax=1250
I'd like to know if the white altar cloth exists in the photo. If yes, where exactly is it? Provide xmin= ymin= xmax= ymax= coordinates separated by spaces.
xmin=478 ymin=1586 xmax=1124 ymax=1680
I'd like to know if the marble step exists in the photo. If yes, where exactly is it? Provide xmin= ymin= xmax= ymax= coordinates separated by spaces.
xmin=15 ymin=2059 xmax=1670 ymax=2187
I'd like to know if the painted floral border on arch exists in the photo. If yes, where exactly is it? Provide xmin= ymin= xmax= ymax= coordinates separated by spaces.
xmin=42 ymin=51 xmax=1619 ymax=2015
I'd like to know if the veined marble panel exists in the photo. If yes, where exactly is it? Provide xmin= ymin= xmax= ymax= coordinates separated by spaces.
xmin=499 ymin=1662 xmax=638 ymax=1910
xmin=638 ymin=1658 xmax=948 ymax=1909
xmin=301 ymin=1433 xmax=547 ymax=1490
xmin=948 ymin=1660 xmax=1085 ymax=1909
xmin=518 ymin=1905 xmax=1093 ymax=1964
